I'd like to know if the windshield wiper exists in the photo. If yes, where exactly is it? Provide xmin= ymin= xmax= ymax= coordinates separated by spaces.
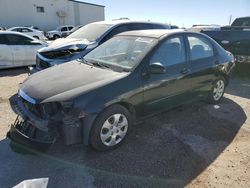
xmin=81 ymin=58 xmax=130 ymax=72
xmin=81 ymin=58 xmax=111 ymax=69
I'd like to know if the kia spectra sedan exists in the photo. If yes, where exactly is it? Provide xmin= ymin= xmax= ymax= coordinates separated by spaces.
xmin=7 ymin=30 xmax=235 ymax=151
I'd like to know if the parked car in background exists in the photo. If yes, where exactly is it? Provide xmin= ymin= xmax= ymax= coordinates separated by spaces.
xmin=32 ymin=20 xmax=170 ymax=73
xmin=7 ymin=30 xmax=235 ymax=151
xmin=188 ymin=25 xmax=221 ymax=32
xmin=170 ymin=25 xmax=179 ymax=29
xmin=0 ymin=31 xmax=47 ymax=69
xmin=203 ymin=17 xmax=250 ymax=63
xmin=45 ymin=25 xmax=75 ymax=39
xmin=66 ymin=25 xmax=83 ymax=36
xmin=26 ymin=26 xmax=43 ymax=31
xmin=7 ymin=27 xmax=47 ymax=41
xmin=0 ymin=27 xmax=7 ymax=31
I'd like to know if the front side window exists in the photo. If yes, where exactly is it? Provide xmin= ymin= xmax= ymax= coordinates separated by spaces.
xmin=61 ymin=27 xmax=68 ymax=32
xmin=187 ymin=36 xmax=214 ymax=60
xmin=5 ymin=34 xmax=32 ymax=45
xmin=84 ymin=36 xmax=156 ymax=71
xmin=103 ymin=25 xmax=129 ymax=41
xmin=150 ymin=36 xmax=186 ymax=66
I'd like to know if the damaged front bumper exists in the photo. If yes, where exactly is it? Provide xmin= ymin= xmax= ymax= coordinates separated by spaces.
xmin=7 ymin=116 xmax=56 ymax=151
xmin=7 ymin=95 xmax=86 ymax=150
xmin=7 ymin=96 xmax=56 ymax=150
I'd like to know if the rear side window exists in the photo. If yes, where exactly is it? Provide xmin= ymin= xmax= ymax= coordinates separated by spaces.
xmin=21 ymin=28 xmax=32 ymax=32
xmin=150 ymin=36 xmax=186 ymax=66
xmin=187 ymin=36 xmax=214 ymax=60
xmin=5 ymin=34 xmax=32 ymax=45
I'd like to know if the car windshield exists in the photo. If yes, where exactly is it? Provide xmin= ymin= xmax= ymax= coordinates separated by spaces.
xmin=67 ymin=23 xmax=113 ymax=42
xmin=84 ymin=36 xmax=157 ymax=72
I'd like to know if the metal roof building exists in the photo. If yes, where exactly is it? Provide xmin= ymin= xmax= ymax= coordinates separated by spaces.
xmin=0 ymin=0 xmax=105 ymax=31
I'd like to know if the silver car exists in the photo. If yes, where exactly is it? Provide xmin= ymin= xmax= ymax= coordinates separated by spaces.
xmin=0 ymin=31 xmax=47 ymax=69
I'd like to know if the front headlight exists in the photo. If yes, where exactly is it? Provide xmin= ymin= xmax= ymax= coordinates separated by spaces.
xmin=41 ymin=102 xmax=60 ymax=117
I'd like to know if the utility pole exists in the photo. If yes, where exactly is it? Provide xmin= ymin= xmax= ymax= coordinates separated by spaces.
xmin=229 ymin=14 xmax=232 ymax=25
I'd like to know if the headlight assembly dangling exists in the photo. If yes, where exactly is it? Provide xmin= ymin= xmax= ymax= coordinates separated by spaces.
xmin=61 ymin=101 xmax=74 ymax=113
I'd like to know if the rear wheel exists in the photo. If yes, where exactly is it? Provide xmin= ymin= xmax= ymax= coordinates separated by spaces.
xmin=90 ymin=105 xmax=132 ymax=151
xmin=207 ymin=77 xmax=226 ymax=104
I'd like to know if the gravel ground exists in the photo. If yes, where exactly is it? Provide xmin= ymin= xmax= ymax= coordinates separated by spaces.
xmin=0 ymin=66 xmax=249 ymax=188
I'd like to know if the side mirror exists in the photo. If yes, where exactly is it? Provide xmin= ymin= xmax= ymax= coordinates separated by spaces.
xmin=149 ymin=62 xmax=166 ymax=74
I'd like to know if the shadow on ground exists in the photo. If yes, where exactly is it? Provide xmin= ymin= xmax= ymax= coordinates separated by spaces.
xmin=0 ymin=67 xmax=28 ymax=77
xmin=1 ymin=96 xmax=245 ymax=188
xmin=226 ymin=64 xmax=250 ymax=99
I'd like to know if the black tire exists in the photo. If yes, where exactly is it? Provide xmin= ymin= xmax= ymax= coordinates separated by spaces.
xmin=90 ymin=105 xmax=132 ymax=151
xmin=207 ymin=77 xmax=226 ymax=104
xmin=53 ymin=35 xmax=60 ymax=40
xmin=33 ymin=36 xmax=39 ymax=39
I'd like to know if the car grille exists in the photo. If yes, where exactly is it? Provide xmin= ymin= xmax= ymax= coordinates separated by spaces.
xmin=36 ymin=54 xmax=50 ymax=69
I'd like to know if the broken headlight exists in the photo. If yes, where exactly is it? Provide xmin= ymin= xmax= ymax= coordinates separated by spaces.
xmin=41 ymin=102 xmax=60 ymax=117
xmin=60 ymin=101 xmax=74 ymax=113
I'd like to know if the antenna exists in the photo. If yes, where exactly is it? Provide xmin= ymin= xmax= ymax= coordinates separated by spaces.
xmin=229 ymin=15 xmax=232 ymax=25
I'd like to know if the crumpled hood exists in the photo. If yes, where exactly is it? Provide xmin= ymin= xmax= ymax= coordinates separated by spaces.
xmin=20 ymin=61 xmax=128 ymax=103
xmin=38 ymin=38 xmax=90 ymax=53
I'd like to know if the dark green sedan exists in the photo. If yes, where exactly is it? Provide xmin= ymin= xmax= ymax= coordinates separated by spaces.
xmin=8 ymin=29 xmax=235 ymax=151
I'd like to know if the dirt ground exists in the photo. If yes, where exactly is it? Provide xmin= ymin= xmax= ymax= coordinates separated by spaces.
xmin=0 ymin=66 xmax=249 ymax=188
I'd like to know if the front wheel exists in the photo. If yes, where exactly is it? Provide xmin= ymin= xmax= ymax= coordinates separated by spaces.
xmin=53 ymin=35 xmax=60 ymax=40
xmin=90 ymin=105 xmax=132 ymax=151
xmin=207 ymin=77 xmax=226 ymax=104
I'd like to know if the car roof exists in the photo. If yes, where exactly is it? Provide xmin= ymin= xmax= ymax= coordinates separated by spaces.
xmin=0 ymin=31 xmax=36 ymax=39
xmin=91 ymin=20 xmax=169 ymax=27
xmin=8 ymin=26 xmax=31 ymax=29
xmin=58 ymin=25 xmax=75 ymax=27
xmin=117 ymin=29 xmax=185 ymax=39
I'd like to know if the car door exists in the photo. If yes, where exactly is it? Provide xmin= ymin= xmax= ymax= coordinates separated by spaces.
xmin=5 ymin=34 xmax=34 ymax=66
xmin=185 ymin=34 xmax=218 ymax=96
xmin=142 ymin=35 xmax=192 ymax=116
xmin=0 ymin=34 xmax=13 ymax=68
xmin=24 ymin=40 xmax=44 ymax=65
xmin=60 ymin=27 xmax=68 ymax=37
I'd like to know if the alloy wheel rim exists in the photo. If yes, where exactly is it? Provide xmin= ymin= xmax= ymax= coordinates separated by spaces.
xmin=213 ymin=80 xmax=225 ymax=101
xmin=100 ymin=113 xmax=128 ymax=146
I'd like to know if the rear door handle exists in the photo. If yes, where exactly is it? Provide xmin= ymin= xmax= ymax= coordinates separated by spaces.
xmin=180 ymin=68 xmax=190 ymax=75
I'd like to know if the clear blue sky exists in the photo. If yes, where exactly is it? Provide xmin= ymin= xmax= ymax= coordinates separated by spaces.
xmin=83 ymin=0 xmax=250 ymax=27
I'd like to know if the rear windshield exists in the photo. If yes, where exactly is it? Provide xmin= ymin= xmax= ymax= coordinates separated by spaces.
xmin=232 ymin=18 xmax=250 ymax=27
xmin=67 ymin=23 xmax=113 ymax=42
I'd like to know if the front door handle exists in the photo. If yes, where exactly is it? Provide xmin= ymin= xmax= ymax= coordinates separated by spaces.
xmin=180 ymin=68 xmax=190 ymax=75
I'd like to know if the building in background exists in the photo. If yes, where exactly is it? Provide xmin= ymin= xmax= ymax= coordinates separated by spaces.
xmin=0 ymin=0 xmax=105 ymax=31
